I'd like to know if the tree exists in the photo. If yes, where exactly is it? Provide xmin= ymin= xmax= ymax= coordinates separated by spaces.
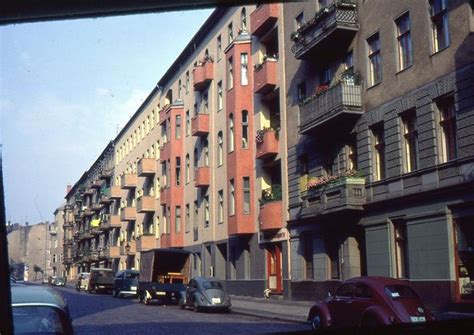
xmin=33 ymin=264 xmax=42 ymax=281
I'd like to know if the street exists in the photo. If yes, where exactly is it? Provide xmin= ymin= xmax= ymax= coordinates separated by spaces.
xmin=53 ymin=286 xmax=312 ymax=335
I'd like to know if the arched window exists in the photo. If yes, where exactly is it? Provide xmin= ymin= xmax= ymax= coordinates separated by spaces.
xmin=217 ymin=132 xmax=223 ymax=166
xmin=241 ymin=8 xmax=247 ymax=32
xmin=185 ymin=154 xmax=190 ymax=183
xmin=165 ymin=89 xmax=173 ymax=105
xmin=242 ymin=110 xmax=249 ymax=148
xmin=229 ymin=114 xmax=234 ymax=152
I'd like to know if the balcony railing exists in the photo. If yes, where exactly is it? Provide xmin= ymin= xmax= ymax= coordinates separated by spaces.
xmin=254 ymin=58 xmax=278 ymax=95
xmin=138 ymin=158 xmax=156 ymax=177
xmin=99 ymin=168 xmax=113 ymax=180
xmin=120 ymin=207 xmax=136 ymax=221
xmin=193 ymin=60 xmax=214 ymax=91
xmin=194 ymin=167 xmax=210 ymax=188
xmin=301 ymin=177 xmax=366 ymax=216
xmin=191 ymin=113 xmax=210 ymax=136
xmin=251 ymin=3 xmax=279 ymax=37
xmin=121 ymin=174 xmax=137 ymax=189
xmin=137 ymin=196 xmax=155 ymax=213
xmin=136 ymin=234 xmax=156 ymax=251
xmin=100 ymin=214 xmax=121 ymax=230
xmin=256 ymin=129 xmax=279 ymax=160
xmin=291 ymin=1 xmax=358 ymax=60
xmin=299 ymin=83 xmax=362 ymax=134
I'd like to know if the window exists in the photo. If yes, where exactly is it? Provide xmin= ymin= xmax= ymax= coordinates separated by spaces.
xmin=217 ymin=35 xmax=222 ymax=61
xmin=345 ymin=51 xmax=353 ymax=71
xmin=242 ymin=110 xmax=249 ymax=148
xmin=193 ymin=148 xmax=199 ymax=171
xmin=299 ymin=154 xmax=309 ymax=192
xmin=229 ymin=114 xmax=234 ymax=152
xmin=175 ymin=206 xmax=181 ymax=234
xmin=178 ymin=79 xmax=182 ymax=99
xmin=367 ymin=33 xmax=382 ymax=86
xmin=393 ymin=220 xmax=408 ymax=278
xmin=396 ymin=12 xmax=412 ymax=71
xmin=371 ymin=123 xmax=385 ymax=181
xmin=229 ymin=179 xmax=235 ymax=216
xmin=430 ymin=0 xmax=450 ymax=53
xmin=228 ymin=57 xmax=234 ymax=90
xmin=329 ymin=238 xmax=340 ymax=280
xmin=297 ymin=81 xmax=307 ymax=104
xmin=218 ymin=190 xmax=224 ymax=224
xmin=185 ymin=154 xmax=190 ymax=183
xmin=348 ymin=139 xmax=358 ymax=171
xmin=185 ymin=110 xmax=190 ymax=136
xmin=320 ymin=67 xmax=332 ymax=86
xmin=194 ymin=200 xmax=198 ymax=228
xmin=437 ymin=96 xmax=457 ymax=163
xmin=175 ymin=157 xmax=181 ymax=186
xmin=202 ymin=92 xmax=209 ymax=114
xmin=204 ymin=195 xmax=210 ymax=228
xmin=355 ymin=285 xmax=373 ymax=298
xmin=295 ymin=12 xmax=304 ymax=30
xmin=241 ymin=8 xmax=247 ymax=31
xmin=185 ymin=71 xmax=189 ymax=94
xmin=203 ymin=140 xmax=209 ymax=167
xmin=336 ymin=284 xmax=354 ymax=298
xmin=243 ymin=177 xmax=250 ymax=214
xmin=401 ymin=110 xmax=418 ymax=172
xmin=175 ymin=115 xmax=181 ymax=139
xmin=240 ymin=53 xmax=248 ymax=86
xmin=217 ymin=132 xmax=224 ymax=166
xmin=217 ymin=81 xmax=223 ymax=110
xmin=185 ymin=204 xmax=190 ymax=233
xmin=228 ymin=22 xmax=233 ymax=44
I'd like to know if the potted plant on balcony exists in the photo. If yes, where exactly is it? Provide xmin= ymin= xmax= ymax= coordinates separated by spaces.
xmin=256 ymin=127 xmax=278 ymax=144
xmin=307 ymin=169 xmax=359 ymax=192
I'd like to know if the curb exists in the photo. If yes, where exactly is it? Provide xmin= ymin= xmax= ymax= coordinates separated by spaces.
xmin=231 ymin=307 xmax=309 ymax=325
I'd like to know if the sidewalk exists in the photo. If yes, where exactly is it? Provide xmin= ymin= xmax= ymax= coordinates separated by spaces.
xmin=230 ymin=295 xmax=312 ymax=324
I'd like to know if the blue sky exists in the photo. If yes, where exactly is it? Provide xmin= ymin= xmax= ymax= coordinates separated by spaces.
xmin=0 ymin=9 xmax=214 ymax=224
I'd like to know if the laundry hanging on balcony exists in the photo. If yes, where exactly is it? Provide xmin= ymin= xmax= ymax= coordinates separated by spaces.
xmin=90 ymin=219 xmax=101 ymax=227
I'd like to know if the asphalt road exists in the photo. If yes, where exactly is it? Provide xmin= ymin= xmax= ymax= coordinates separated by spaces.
xmin=52 ymin=286 xmax=312 ymax=335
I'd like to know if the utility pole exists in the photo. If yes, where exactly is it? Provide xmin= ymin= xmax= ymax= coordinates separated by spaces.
xmin=0 ymin=144 xmax=14 ymax=334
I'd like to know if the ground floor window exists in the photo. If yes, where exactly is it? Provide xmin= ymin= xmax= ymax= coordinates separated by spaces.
xmin=456 ymin=219 xmax=474 ymax=300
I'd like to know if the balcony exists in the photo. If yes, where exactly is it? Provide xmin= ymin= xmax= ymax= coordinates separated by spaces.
xmin=138 ymin=158 xmax=156 ymax=177
xmin=99 ymin=187 xmax=112 ymax=204
xmin=291 ymin=1 xmax=358 ymax=60
xmin=299 ymin=83 xmax=362 ymax=134
xmin=108 ymin=246 xmax=120 ymax=258
xmin=301 ymin=177 xmax=366 ymax=216
xmin=194 ymin=167 xmax=210 ymax=188
xmin=193 ymin=61 xmax=214 ymax=91
xmin=160 ymin=187 xmax=171 ymax=205
xmin=160 ymin=142 xmax=171 ymax=163
xmin=191 ymin=113 xmax=210 ymax=136
xmin=256 ymin=129 xmax=279 ymax=160
xmin=100 ymin=214 xmax=121 ymax=230
xmin=91 ymin=203 xmax=103 ymax=212
xmin=137 ymin=196 xmax=155 ymax=213
xmin=251 ymin=3 xmax=279 ymax=37
xmin=91 ymin=179 xmax=102 ymax=189
xmin=83 ymin=207 xmax=93 ymax=217
xmin=259 ymin=201 xmax=283 ymax=231
xmin=90 ymin=252 xmax=99 ymax=262
xmin=99 ymin=168 xmax=113 ymax=180
xmin=121 ymin=174 xmax=137 ymax=189
xmin=120 ymin=207 xmax=136 ymax=221
xmin=254 ymin=58 xmax=278 ymax=95
xmin=110 ymin=186 xmax=122 ymax=199
xmin=136 ymin=234 xmax=156 ymax=251
xmin=91 ymin=228 xmax=102 ymax=236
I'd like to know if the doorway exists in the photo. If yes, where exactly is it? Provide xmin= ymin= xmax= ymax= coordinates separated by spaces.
xmin=266 ymin=243 xmax=282 ymax=294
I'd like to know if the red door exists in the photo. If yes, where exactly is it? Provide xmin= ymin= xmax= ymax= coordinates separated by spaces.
xmin=267 ymin=243 xmax=282 ymax=293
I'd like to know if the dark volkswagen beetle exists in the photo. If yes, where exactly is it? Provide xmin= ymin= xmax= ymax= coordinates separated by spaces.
xmin=113 ymin=269 xmax=139 ymax=298
xmin=179 ymin=277 xmax=231 ymax=313
xmin=307 ymin=276 xmax=434 ymax=333
xmin=11 ymin=284 xmax=74 ymax=334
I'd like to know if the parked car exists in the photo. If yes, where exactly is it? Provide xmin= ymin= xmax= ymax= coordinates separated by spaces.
xmin=113 ymin=269 xmax=139 ymax=298
xmin=75 ymin=272 xmax=90 ymax=292
xmin=87 ymin=267 xmax=115 ymax=294
xmin=11 ymin=284 xmax=74 ymax=334
xmin=52 ymin=276 xmax=66 ymax=287
xmin=179 ymin=277 xmax=231 ymax=313
xmin=307 ymin=276 xmax=434 ymax=333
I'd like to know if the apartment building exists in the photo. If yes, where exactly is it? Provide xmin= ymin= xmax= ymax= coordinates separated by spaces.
xmin=50 ymin=206 xmax=65 ymax=278
xmin=284 ymin=0 xmax=474 ymax=309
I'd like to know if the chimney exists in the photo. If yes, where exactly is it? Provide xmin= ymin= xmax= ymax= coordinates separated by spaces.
xmin=66 ymin=184 xmax=72 ymax=195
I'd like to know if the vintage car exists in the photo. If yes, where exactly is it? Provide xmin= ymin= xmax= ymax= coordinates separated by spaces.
xmin=52 ymin=276 xmax=66 ymax=287
xmin=11 ymin=284 xmax=74 ymax=334
xmin=179 ymin=277 xmax=231 ymax=313
xmin=307 ymin=276 xmax=434 ymax=333
xmin=75 ymin=272 xmax=90 ymax=292
xmin=113 ymin=269 xmax=139 ymax=298
xmin=87 ymin=267 xmax=115 ymax=294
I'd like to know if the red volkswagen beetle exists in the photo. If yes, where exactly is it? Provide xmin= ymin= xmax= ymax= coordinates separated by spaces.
xmin=307 ymin=276 xmax=434 ymax=333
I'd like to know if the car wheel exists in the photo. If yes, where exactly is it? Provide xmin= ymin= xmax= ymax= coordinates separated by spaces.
xmin=193 ymin=301 xmax=200 ymax=313
xmin=311 ymin=314 xmax=322 ymax=334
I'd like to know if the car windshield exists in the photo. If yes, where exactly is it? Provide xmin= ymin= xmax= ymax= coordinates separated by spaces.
xmin=202 ymin=281 xmax=223 ymax=290
xmin=96 ymin=271 xmax=114 ymax=278
xmin=384 ymin=285 xmax=418 ymax=299
xmin=12 ymin=306 xmax=64 ymax=334
xmin=125 ymin=273 xmax=139 ymax=279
